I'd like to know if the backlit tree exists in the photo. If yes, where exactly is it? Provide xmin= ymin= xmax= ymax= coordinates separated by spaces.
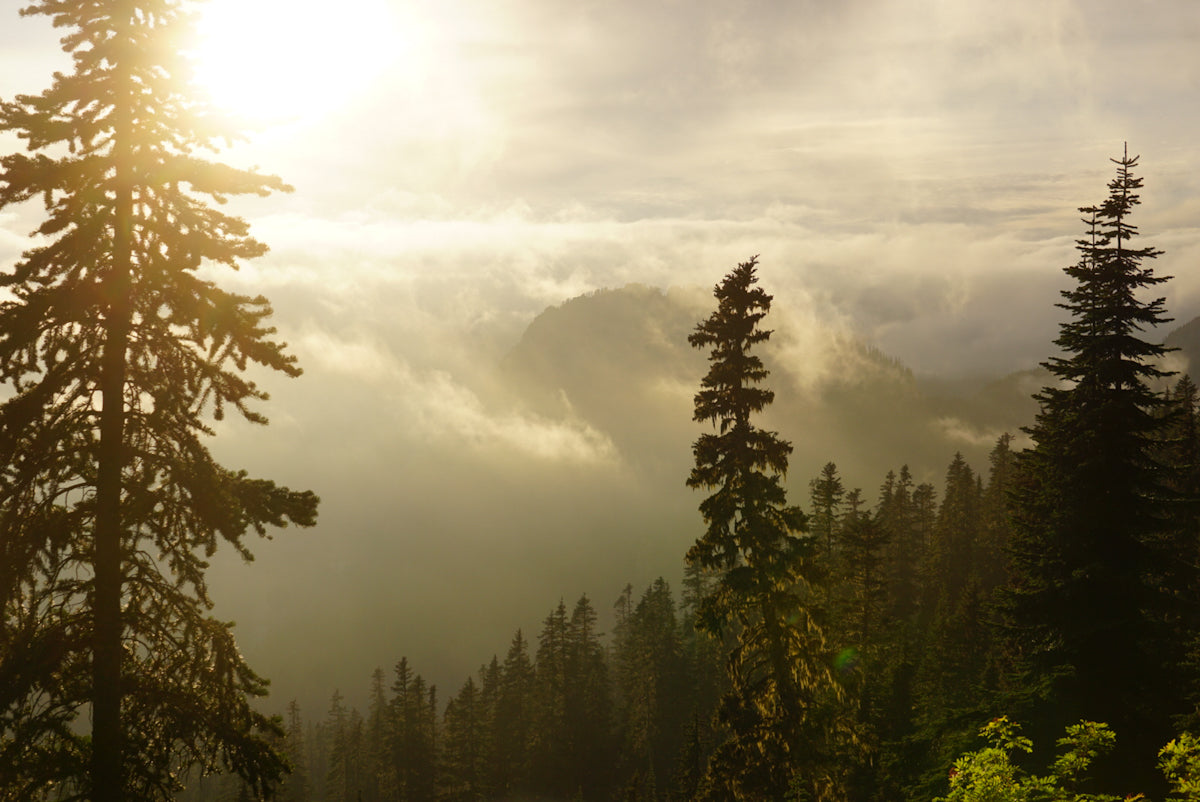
xmin=687 ymin=256 xmax=849 ymax=800
xmin=0 ymin=0 xmax=318 ymax=798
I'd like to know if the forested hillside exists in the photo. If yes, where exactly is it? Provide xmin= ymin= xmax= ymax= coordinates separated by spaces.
xmin=174 ymin=435 xmax=1022 ymax=801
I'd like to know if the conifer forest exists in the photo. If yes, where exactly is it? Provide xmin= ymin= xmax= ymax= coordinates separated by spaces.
xmin=4 ymin=1 xmax=1200 ymax=801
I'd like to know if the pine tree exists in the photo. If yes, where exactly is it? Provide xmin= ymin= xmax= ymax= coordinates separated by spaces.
xmin=686 ymin=257 xmax=849 ymax=800
xmin=277 ymin=701 xmax=310 ymax=802
xmin=978 ymin=434 xmax=1016 ymax=591
xmin=388 ymin=659 xmax=438 ymax=802
xmin=0 ymin=1 xmax=318 ymax=798
xmin=442 ymin=677 xmax=486 ymax=801
xmin=1004 ymin=147 xmax=1184 ymax=792
xmin=365 ymin=667 xmax=394 ymax=802
xmin=613 ymin=579 xmax=689 ymax=800
xmin=809 ymin=462 xmax=845 ymax=563
xmin=532 ymin=600 xmax=571 ymax=796
xmin=494 ymin=629 xmax=535 ymax=796
xmin=924 ymin=453 xmax=981 ymax=610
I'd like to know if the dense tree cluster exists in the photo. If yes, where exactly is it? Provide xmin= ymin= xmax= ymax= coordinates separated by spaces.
xmin=173 ymin=429 xmax=1069 ymax=801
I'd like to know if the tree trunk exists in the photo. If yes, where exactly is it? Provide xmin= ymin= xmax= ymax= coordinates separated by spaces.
xmin=91 ymin=30 xmax=134 ymax=800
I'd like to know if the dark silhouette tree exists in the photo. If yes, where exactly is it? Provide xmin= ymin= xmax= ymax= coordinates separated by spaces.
xmin=278 ymin=701 xmax=310 ymax=802
xmin=977 ymin=434 xmax=1016 ymax=591
xmin=686 ymin=256 xmax=849 ymax=800
xmin=1003 ymin=147 xmax=1186 ymax=794
xmin=442 ymin=677 xmax=486 ymax=801
xmin=389 ymin=657 xmax=438 ymax=802
xmin=494 ymin=629 xmax=535 ymax=796
xmin=809 ymin=461 xmax=845 ymax=563
xmin=0 ymin=0 xmax=318 ymax=799
xmin=612 ymin=578 xmax=689 ymax=799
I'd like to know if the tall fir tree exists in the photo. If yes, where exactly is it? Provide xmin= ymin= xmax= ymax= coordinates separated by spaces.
xmin=494 ymin=629 xmax=535 ymax=797
xmin=0 ymin=1 xmax=318 ymax=798
xmin=686 ymin=257 xmax=849 ymax=800
xmin=809 ymin=461 xmax=845 ymax=564
xmin=1003 ymin=148 xmax=1187 ymax=793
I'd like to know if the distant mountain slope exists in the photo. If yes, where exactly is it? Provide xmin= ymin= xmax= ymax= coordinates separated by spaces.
xmin=502 ymin=284 xmax=1037 ymax=488
xmin=1165 ymin=314 xmax=1200 ymax=378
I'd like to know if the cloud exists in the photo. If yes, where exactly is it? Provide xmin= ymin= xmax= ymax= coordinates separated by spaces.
xmin=933 ymin=416 xmax=1012 ymax=450
xmin=294 ymin=325 xmax=617 ymax=465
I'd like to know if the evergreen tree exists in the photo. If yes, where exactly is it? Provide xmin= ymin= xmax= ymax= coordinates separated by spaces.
xmin=365 ymin=667 xmax=394 ymax=802
xmin=532 ymin=600 xmax=572 ymax=796
xmin=277 ymin=701 xmax=310 ymax=802
xmin=476 ymin=655 xmax=502 ymax=798
xmin=879 ymin=466 xmax=924 ymax=622
xmin=389 ymin=658 xmax=438 ymax=801
xmin=494 ymin=629 xmax=535 ymax=797
xmin=836 ymin=488 xmax=889 ymax=656
xmin=613 ymin=579 xmax=689 ymax=800
xmin=924 ymin=453 xmax=981 ymax=610
xmin=324 ymin=692 xmax=364 ymax=802
xmin=978 ymin=434 xmax=1016 ymax=591
xmin=1003 ymin=148 xmax=1185 ymax=793
xmin=0 ymin=1 xmax=318 ymax=798
xmin=686 ymin=257 xmax=849 ymax=800
xmin=809 ymin=462 xmax=845 ymax=563
xmin=566 ymin=594 xmax=614 ymax=798
xmin=442 ymin=677 xmax=486 ymax=801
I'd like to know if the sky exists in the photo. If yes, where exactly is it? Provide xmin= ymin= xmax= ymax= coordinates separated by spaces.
xmin=1 ymin=0 xmax=1200 ymax=714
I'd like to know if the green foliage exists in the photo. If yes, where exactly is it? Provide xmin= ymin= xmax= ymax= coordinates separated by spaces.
xmin=936 ymin=717 xmax=1124 ymax=802
xmin=1160 ymin=733 xmax=1200 ymax=801
xmin=939 ymin=719 xmax=1200 ymax=802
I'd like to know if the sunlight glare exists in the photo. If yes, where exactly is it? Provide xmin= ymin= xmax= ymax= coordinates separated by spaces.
xmin=192 ymin=0 xmax=420 ymax=125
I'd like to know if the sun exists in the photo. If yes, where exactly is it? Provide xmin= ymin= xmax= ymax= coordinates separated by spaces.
xmin=190 ymin=0 xmax=417 ymax=125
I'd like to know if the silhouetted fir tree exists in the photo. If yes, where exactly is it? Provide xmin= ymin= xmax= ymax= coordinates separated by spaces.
xmin=826 ymin=486 xmax=889 ymax=801
xmin=442 ymin=677 xmax=487 ymax=801
xmin=1003 ymin=148 xmax=1184 ymax=794
xmin=532 ymin=600 xmax=572 ymax=796
xmin=389 ymin=658 xmax=438 ymax=802
xmin=494 ymin=629 xmax=535 ymax=797
xmin=476 ymin=655 xmax=502 ymax=797
xmin=879 ymin=466 xmax=924 ymax=622
xmin=867 ymin=469 xmax=931 ymax=799
xmin=686 ymin=257 xmax=850 ymax=800
xmin=365 ymin=668 xmax=393 ymax=802
xmin=0 ymin=1 xmax=318 ymax=799
xmin=835 ymin=488 xmax=889 ymax=656
xmin=677 ymin=561 xmax=726 ymax=791
xmin=324 ymin=691 xmax=352 ymax=802
xmin=566 ymin=594 xmax=615 ymax=799
xmin=909 ymin=580 xmax=994 ymax=802
xmin=1160 ymin=377 xmax=1200 ymax=731
xmin=277 ymin=701 xmax=310 ymax=802
xmin=978 ymin=434 xmax=1016 ymax=591
xmin=613 ymin=579 xmax=689 ymax=800
xmin=809 ymin=462 xmax=846 ymax=564
xmin=924 ymin=453 xmax=981 ymax=610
